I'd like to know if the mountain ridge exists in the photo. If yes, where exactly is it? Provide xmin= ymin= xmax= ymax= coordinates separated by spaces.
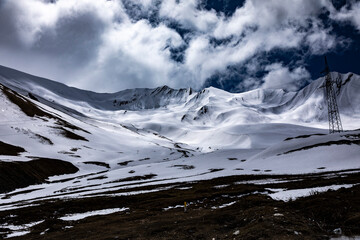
xmin=0 ymin=65 xmax=194 ymax=111
xmin=1 ymin=64 xmax=359 ymax=123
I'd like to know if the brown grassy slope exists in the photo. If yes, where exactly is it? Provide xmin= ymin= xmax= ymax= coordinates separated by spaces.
xmin=0 ymin=158 xmax=78 ymax=193
xmin=0 ymin=141 xmax=25 ymax=156
xmin=2 ymin=172 xmax=360 ymax=239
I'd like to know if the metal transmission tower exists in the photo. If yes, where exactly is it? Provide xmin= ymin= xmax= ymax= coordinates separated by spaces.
xmin=322 ymin=56 xmax=343 ymax=134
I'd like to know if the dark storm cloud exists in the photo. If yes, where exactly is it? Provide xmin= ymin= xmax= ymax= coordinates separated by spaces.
xmin=0 ymin=0 xmax=359 ymax=92
xmin=0 ymin=1 xmax=24 ymax=47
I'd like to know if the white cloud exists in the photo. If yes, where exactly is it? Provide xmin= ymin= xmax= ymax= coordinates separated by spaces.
xmin=212 ymin=0 xmax=328 ymax=39
xmin=0 ymin=0 xmax=123 ymax=47
xmin=0 ymin=0 xmax=128 ymax=89
xmin=177 ymin=0 xmax=338 ymax=87
xmin=0 ymin=0 xmax=357 ymax=92
xmin=305 ymin=21 xmax=337 ymax=54
xmin=78 ymin=20 xmax=186 ymax=90
xmin=134 ymin=0 xmax=155 ymax=10
xmin=159 ymin=0 xmax=219 ymax=32
xmin=262 ymin=63 xmax=310 ymax=91
xmin=330 ymin=1 xmax=360 ymax=31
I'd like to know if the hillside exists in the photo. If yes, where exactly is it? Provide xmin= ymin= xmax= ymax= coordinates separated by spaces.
xmin=0 ymin=65 xmax=359 ymax=239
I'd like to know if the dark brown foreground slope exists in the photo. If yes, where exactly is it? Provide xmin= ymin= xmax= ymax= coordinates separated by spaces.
xmin=1 ymin=170 xmax=359 ymax=240
xmin=0 ymin=141 xmax=25 ymax=156
xmin=0 ymin=158 xmax=78 ymax=193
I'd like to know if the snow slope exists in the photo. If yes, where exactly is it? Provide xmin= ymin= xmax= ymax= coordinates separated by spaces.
xmin=0 ymin=65 xmax=359 ymax=209
xmin=0 ymin=65 xmax=194 ymax=111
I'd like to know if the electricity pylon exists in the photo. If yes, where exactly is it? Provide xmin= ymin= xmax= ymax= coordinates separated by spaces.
xmin=322 ymin=56 xmax=343 ymax=134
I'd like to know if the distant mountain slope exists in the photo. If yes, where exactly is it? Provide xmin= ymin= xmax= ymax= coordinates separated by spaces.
xmin=1 ymin=64 xmax=359 ymax=151
xmin=262 ymin=72 xmax=360 ymax=121
xmin=181 ymin=72 xmax=360 ymax=125
xmin=0 ymin=64 xmax=359 ymax=125
xmin=0 ymin=65 xmax=194 ymax=111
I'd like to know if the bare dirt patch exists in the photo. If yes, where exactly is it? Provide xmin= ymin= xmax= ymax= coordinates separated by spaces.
xmin=0 ymin=141 xmax=25 ymax=156
xmin=172 ymin=164 xmax=195 ymax=170
xmin=284 ymin=133 xmax=326 ymax=141
xmin=0 ymin=158 xmax=78 ymax=193
xmin=117 ymin=160 xmax=133 ymax=166
xmin=281 ymin=139 xmax=360 ymax=155
xmin=33 ymin=134 xmax=53 ymax=145
xmin=53 ymin=127 xmax=88 ymax=141
xmin=83 ymin=161 xmax=110 ymax=168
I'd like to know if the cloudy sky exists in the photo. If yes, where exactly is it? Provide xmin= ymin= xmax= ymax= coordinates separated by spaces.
xmin=0 ymin=0 xmax=359 ymax=93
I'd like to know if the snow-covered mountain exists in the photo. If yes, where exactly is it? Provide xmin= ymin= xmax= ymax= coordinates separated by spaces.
xmin=1 ymin=65 xmax=359 ymax=127
xmin=0 ymin=65 xmax=194 ymax=111
xmin=0 ymin=64 xmax=359 ymax=210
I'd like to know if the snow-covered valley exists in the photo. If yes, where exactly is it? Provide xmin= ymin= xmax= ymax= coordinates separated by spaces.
xmin=0 ymin=65 xmax=359 ymax=239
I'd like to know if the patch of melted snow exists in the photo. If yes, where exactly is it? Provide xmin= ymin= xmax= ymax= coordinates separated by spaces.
xmin=5 ymin=230 xmax=30 ymax=238
xmin=269 ymin=184 xmax=355 ymax=201
xmin=211 ymin=201 xmax=237 ymax=209
xmin=59 ymin=207 xmax=129 ymax=221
